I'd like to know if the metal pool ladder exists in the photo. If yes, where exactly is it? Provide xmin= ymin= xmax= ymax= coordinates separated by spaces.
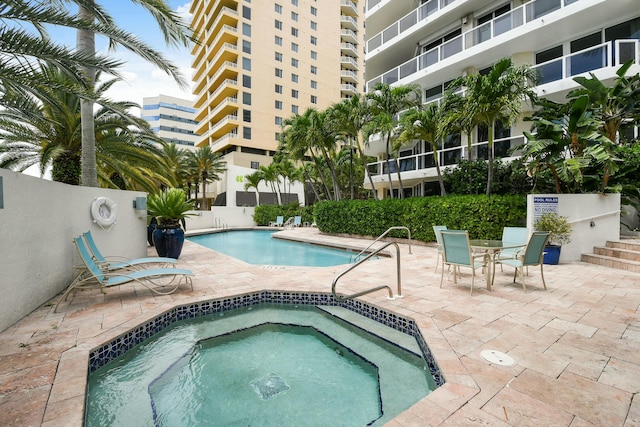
xmin=332 ymin=241 xmax=403 ymax=302
xmin=350 ymin=226 xmax=412 ymax=263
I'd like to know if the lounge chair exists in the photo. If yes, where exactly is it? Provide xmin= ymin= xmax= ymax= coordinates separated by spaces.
xmin=55 ymin=236 xmax=193 ymax=312
xmin=495 ymin=231 xmax=550 ymax=292
xmin=292 ymin=216 xmax=302 ymax=227
xmin=440 ymin=230 xmax=489 ymax=296
xmin=269 ymin=216 xmax=284 ymax=227
xmin=432 ymin=225 xmax=447 ymax=272
xmin=82 ymin=231 xmax=177 ymax=271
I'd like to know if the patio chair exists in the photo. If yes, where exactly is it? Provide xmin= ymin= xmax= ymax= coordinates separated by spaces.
xmin=269 ymin=216 xmax=284 ymax=227
xmin=432 ymin=225 xmax=447 ymax=272
xmin=440 ymin=230 xmax=489 ymax=296
xmin=495 ymin=231 xmax=550 ymax=292
xmin=82 ymin=231 xmax=177 ymax=271
xmin=55 ymin=236 xmax=194 ymax=312
xmin=496 ymin=227 xmax=529 ymax=262
xmin=292 ymin=216 xmax=302 ymax=227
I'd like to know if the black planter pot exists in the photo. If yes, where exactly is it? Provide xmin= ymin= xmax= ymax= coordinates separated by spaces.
xmin=152 ymin=225 xmax=185 ymax=259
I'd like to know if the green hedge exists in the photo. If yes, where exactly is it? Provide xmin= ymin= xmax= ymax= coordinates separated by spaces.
xmin=313 ymin=195 xmax=527 ymax=242
xmin=253 ymin=204 xmax=315 ymax=226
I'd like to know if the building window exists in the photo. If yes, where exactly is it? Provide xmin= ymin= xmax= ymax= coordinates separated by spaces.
xmin=310 ymin=65 xmax=317 ymax=74
xmin=310 ymin=51 xmax=317 ymax=60
xmin=275 ymin=132 xmax=281 ymax=141
xmin=275 ymin=100 xmax=283 ymax=109
xmin=275 ymin=19 xmax=282 ymax=30
xmin=291 ymin=0 xmax=298 ymax=5
xmin=311 ymin=80 xmax=317 ymax=89
xmin=291 ymin=42 xmax=298 ymax=52
xmin=242 ymin=75 xmax=251 ymax=88
xmin=242 ymin=23 xmax=251 ymax=36
xmin=242 ymin=5 xmax=251 ymax=19
xmin=291 ymin=89 xmax=298 ymax=98
xmin=243 ymin=127 xmax=251 ymax=139
xmin=275 ymin=116 xmax=282 ymax=125
xmin=291 ymin=12 xmax=298 ymax=21
xmin=275 ymin=52 xmax=283 ymax=62
xmin=275 ymin=35 xmax=282 ymax=46
xmin=291 ymin=73 xmax=298 ymax=83
xmin=275 ymin=68 xmax=283 ymax=78
xmin=291 ymin=58 xmax=298 ymax=67
xmin=275 ymin=3 xmax=282 ymax=13
xmin=311 ymin=95 xmax=317 ymax=104
xmin=242 ymin=40 xmax=251 ymax=53
xmin=310 ymin=35 xmax=317 ymax=45
xmin=291 ymin=27 xmax=298 ymax=37
xmin=292 ymin=105 xmax=298 ymax=114
xmin=251 ymin=161 xmax=260 ymax=169
xmin=243 ymin=109 xmax=251 ymax=122
xmin=243 ymin=92 xmax=251 ymax=105
xmin=310 ymin=6 xmax=317 ymax=15
xmin=242 ymin=57 xmax=251 ymax=71
xmin=275 ymin=84 xmax=283 ymax=94
xmin=310 ymin=21 xmax=317 ymax=31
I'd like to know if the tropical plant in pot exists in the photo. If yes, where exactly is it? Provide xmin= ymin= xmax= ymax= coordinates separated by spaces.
xmin=534 ymin=212 xmax=572 ymax=265
xmin=147 ymin=188 xmax=195 ymax=259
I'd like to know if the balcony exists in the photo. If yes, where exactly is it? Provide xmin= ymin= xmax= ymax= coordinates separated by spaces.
xmin=341 ymin=42 xmax=358 ymax=56
xmin=367 ymin=0 xmax=458 ymax=52
xmin=365 ymin=135 xmax=525 ymax=181
xmin=340 ymin=0 xmax=358 ymax=16
xmin=366 ymin=0 xmax=595 ymax=90
xmin=341 ymin=56 xmax=359 ymax=70
xmin=533 ymin=39 xmax=639 ymax=86
xmin=211 ymin=131 xmax=239 ymax=151
xmin=340 ymin=83 xmax=358 ymax=95
xmin=211 ymin=114 xmax=239 ymax=138
xmin=340 ymin=15 xmax=358 ymax=31
xmin=341 ymin=70 xmax=359 ymax=83
xmin=341 ymin=29 xmax=359 ymax=44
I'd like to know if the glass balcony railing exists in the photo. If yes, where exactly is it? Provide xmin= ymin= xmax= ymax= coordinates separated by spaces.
xmin=366 ymin=135 xmax=525 ymax=177
xmin=367 ymin=0 xmax=457 ymax=52
xmin=367 ymin=0 xmax=586 ymax=90
xmin=533 ymin=40 xmax=639 ymax=85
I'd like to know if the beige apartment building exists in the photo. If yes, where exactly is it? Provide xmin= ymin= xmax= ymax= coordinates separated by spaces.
xmin=189 ymin=0 xmax=365 ymax=206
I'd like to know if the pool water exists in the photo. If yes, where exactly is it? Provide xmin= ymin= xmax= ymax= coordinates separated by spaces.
xmin=85 ymin=304 xmax=437 ymax=426
xmin=187 ymin=230 xmax=357 ymax=266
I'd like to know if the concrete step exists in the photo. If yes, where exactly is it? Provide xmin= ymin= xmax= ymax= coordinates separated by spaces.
xmin=581 ymin=253 xmax=640 ymax=273
xmin=593 ymin=246 xmax=640 ymax=262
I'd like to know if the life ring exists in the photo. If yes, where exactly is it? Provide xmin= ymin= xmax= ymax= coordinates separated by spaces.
xmin=91 ymin=197 xmax=118 ymax=229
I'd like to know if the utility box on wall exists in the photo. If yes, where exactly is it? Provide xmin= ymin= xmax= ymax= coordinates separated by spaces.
xmin=526 ymin=194 xmax=621 ymax=262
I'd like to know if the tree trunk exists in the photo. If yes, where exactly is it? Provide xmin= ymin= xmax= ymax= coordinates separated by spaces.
xmin=356 ymin=134 xmax=378 ymax=201
xmin=77 ymin=5 xmax=98 ymax=187
xmin=485 ymin=122 xmax=494 ymax=197
xmin=201 ymin=171 xmax=207 ymax=210
xmin=394 ymin=157 xmax=405 ymax=198
xmin=385 ymin=135 xmax=394 ymax=198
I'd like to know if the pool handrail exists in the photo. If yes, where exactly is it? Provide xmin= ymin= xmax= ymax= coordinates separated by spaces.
xmin=351 ymin=226 xmax=411 ymax=263
xmin=332 ymin=241 xmax=403 ymax=302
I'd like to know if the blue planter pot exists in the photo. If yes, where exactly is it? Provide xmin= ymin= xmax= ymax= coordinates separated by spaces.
xmin=147 ymin=217 xmax=157 ymax=246
xmin=543 ymin=245 xmax=561 ymax=265
xmin=152 ymin=226 xmax=185 ymax=259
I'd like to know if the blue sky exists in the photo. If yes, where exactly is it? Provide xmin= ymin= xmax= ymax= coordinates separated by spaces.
xmin=47 ymin=0 xmax=195 ymax=107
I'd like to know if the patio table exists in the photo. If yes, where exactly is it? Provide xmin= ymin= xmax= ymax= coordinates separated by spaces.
xmin=469 ymin=239 xmax=525 ymax=290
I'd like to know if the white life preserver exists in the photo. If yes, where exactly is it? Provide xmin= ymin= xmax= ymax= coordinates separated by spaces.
xmin=91 ymin=197 xmax=118 ymax=230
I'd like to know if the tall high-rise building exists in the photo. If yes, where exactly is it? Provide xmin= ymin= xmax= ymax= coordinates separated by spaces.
xmin=141 ymin=95 xmax=198 ymax=150
xmin=364 ymin=0 xmax=639 ymax=198
xmin=189 ymin=0 xmax=365 ymax=206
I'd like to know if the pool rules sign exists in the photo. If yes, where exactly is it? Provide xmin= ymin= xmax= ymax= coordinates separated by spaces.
xmin=533 ymin=196 xmax=558 ymax=220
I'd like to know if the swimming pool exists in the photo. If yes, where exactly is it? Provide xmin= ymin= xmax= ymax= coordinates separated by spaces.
xmin=85 ymin=291 xmax=444 ymax=426
xmin=187 ymin=229 xmax=358 ymax=266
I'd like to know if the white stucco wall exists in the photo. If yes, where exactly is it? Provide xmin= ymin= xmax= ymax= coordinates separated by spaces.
xmin=0 ymin=169 xmax=147 ymax=332
xmin=526 ymin=193 xmax=621 ymax=262
xmin=184 ymin=207 xmax=257 ymax=230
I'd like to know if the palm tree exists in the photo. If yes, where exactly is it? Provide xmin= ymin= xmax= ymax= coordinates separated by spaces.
xmin=186 ymin=146 xmax=226 ymax=210
xmin=327 ymin=94 xmax=378 ymax=200
xmin=449 ymin=58 xmax=537 ymax=196
xmin=0 ymin=65 xmax=171 ymax=191
xmin=71 ymin=0 xmax=194 ymax=187
xmin=0 ymin=0 xmax=122 ymax=107
xmin=244 ymin=170 xmax=264 ymax=206
xmin=365 ymin=83 xmax=421 ymax=198
xmin=397 ymin=104 xmax=447 ymax=196
xmin=276 ymin=159 xmax=301 ymax=205
xmin=162 ymin=143 xmax=191 ymax=190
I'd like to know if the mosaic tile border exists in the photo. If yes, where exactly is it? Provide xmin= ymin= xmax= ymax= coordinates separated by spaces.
xmin=88 ymin=290 xmax=444 ymax=386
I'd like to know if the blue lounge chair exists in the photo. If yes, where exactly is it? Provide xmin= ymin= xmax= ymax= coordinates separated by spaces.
xmin=55 ymin=236 xmax=193 ymax=312
xmin=440 ymin=230 xmax=489 ymax=296
xmin=495 ymin=231 xmax=550 ymax=292
xmin=269 ymin=216 xmax=284 ymax=227
xmin=82 ymin=231 xmax=177 ymax=271
xmin=292 ymin=216 xmax=302 ymax=227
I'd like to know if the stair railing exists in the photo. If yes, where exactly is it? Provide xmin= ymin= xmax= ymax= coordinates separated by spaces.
xmin=351 ymin=226 xmax=411 ymax=263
